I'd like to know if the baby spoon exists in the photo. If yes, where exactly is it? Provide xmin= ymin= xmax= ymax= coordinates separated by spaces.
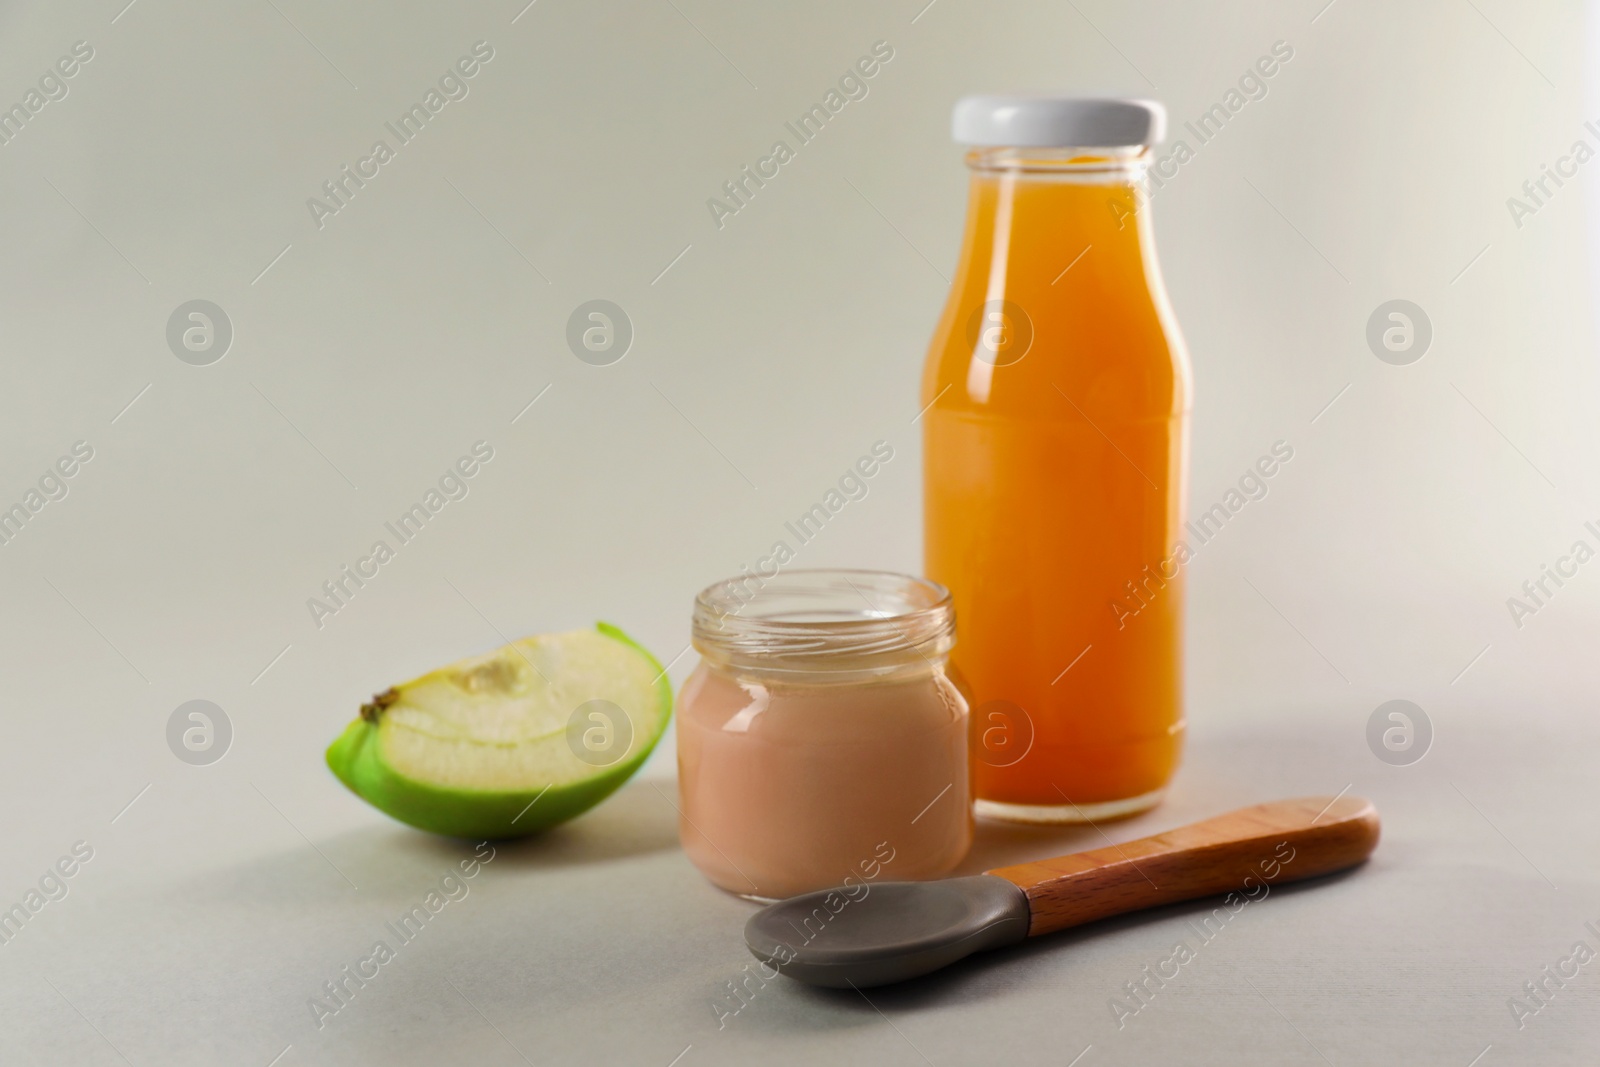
xmin=745 ymin=795 xmax=1380 ymax=987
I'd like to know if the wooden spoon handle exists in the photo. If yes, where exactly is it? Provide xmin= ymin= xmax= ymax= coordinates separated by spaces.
xmin=985 ymin=795 xmax=1380 ymax=938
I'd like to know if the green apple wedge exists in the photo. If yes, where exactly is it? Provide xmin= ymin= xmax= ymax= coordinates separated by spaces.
xmin=326 ymin=623 xmax=672 ymax=839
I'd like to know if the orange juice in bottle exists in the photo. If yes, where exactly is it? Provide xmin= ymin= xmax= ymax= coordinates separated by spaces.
xmin=922 ymin=97 xmax=1191 ymax=822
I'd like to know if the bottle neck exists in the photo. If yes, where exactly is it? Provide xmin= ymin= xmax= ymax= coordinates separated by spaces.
xmin=962 ymin=144 xmax=1155 ymax=250
xmin=937 ymin=144 xmax=1178 ymax=410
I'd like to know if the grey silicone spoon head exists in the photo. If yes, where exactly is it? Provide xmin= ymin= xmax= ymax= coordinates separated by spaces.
xmin=744 ymin=875 xmax=1030 ymax=988
xmin=745 ymin=796 xmax=1382 ymax=988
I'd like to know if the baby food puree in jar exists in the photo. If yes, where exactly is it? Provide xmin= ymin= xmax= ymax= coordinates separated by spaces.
xmin=676 ymin=570 xmax=971 ymax=900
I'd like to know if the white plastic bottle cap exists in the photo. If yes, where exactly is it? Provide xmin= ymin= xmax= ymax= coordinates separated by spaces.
xmin=951 ymin=96 xmax=1165 ymax=147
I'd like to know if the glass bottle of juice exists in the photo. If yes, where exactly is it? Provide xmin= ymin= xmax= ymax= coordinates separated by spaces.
xmin=921 ymin=97 xmax=1191 ymax=823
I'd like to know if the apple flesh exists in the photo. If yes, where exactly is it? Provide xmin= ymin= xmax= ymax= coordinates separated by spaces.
xmin=326 ymin=624 xmax=672 ymax=838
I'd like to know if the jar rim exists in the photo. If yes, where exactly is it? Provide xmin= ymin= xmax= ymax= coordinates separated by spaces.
xmin=692 ymin=568 xmax=954 ymax=673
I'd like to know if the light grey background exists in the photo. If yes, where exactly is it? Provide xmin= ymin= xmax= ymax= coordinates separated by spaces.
xmin=1 ymin=0 xmax=1597 ymax=1063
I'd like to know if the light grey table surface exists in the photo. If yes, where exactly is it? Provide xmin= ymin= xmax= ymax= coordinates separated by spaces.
xmin=3 ymin=0 xmax=1599 ymax=1063
xmin=2 ymin=692 xmax=1594 ymax=1067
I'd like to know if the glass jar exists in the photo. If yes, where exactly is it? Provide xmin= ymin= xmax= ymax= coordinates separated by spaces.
xmin=675 ymin=569 xmax=972 ymax=900
xmin=923 ymin=97 xmax=1191 ymax=822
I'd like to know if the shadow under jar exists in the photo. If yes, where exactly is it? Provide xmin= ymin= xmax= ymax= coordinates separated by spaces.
xmin=676 ymin=570 xmax=973 ymax=901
